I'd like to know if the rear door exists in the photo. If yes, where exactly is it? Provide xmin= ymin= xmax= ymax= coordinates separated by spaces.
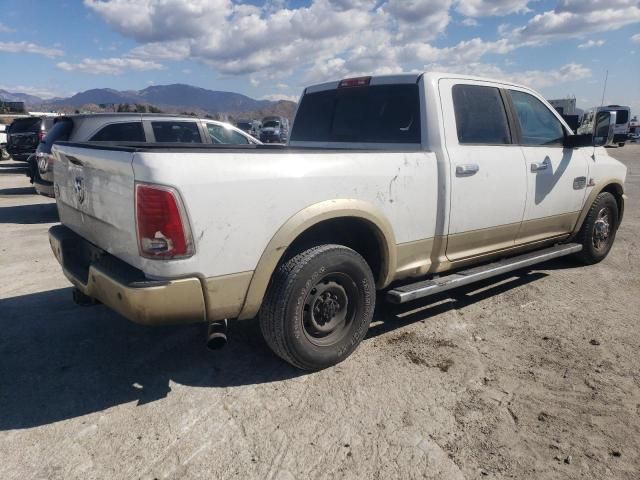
xmin=506 ymin=89 xmax=588 ymax=243
xmin=440 ymin=79 xmax=528 ymax=261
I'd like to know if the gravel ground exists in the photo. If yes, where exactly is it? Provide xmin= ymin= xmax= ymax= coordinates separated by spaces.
xmin=1 ymin=145 xmax=639 ymax=480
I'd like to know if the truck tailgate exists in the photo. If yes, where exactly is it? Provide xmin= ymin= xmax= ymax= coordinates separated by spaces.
xmin=52 ymin=144 xmax=141 ymax=269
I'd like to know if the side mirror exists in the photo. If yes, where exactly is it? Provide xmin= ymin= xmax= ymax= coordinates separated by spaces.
xmin=593 ymin=110 xmax=617 ymax=147
xmin=564 ymin=133 xmax=593 ymax=148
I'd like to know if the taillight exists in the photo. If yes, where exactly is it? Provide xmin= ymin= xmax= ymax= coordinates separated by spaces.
xmin=135 ymin=183 xmax=194 ymax=259
xmin=338 ymin=76 xmax=371 ymax=88
xmin=38 ymin=130 xmax=46 ymax=141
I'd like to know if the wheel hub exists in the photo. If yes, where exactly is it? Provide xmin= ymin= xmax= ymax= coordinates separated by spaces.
xmin=593 ymin=208 xmax=611 ymax=250
xmin=302 ymin=276 xmax=355 ymax=345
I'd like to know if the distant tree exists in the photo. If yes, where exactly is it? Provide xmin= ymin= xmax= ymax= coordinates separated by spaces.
xmin=135 ymin=104 xmax=147 ymax=113
xmin=148 ymin=105 xmax=163 ymax=113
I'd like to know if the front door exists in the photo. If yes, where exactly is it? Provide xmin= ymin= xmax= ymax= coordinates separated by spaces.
xmin=440 ymin=80 xmax=528 ymax=261
xmin=507 ymin=89 xmax=589 ymax=243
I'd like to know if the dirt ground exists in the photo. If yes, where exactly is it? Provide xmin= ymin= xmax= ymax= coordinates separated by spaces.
xmin=1 ymin=145 xmax=639 ymax=480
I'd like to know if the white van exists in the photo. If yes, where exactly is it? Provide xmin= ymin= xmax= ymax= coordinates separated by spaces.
xmin=578 ymin=105 xmax=631 ymax=146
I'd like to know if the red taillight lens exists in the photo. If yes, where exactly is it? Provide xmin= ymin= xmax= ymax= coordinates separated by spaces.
xmin=338 ymin=76 xmax=371 ymax=88
xmin=38 ymin=130 xmax=46 ymax=141
xmin=135 ymin=184 xmax=193 ymax=259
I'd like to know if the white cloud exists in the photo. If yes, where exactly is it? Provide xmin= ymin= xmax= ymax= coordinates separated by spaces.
xmin=456 ymin=0 xmax=532 ymax=17
xmin=0 ymin=41 xmax=63 ymax=58
xmin=578 ymin=39 xmax=605 ymax=48
xmin=425 ymin=61 xmax=592 ymax=88
xmin=0 ymin=84 xmax=65 ymax=99
xmin=632 ymin=33 xmax=640 ymax=43
xmin=57 ymin=57 xmax=164 ymax=75
xmin=461 ymin=18 xmax=479 ymax=27
xmin=510 ymin=1 xmax=640 ymax=42
xmin=261 ymin=93 xmax=299 ymax=102
xmin=0 ymin=22 xmax=14 ymax=33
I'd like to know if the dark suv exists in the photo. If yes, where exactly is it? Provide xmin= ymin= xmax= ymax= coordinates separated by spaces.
xmin=5 ymin=116 xmax=56 ymax=161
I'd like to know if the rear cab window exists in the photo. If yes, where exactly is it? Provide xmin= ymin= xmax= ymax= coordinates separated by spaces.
xmin=290 ymin=83 xmax=421 ymax=144
xmin=90 ymin=122 xmax=145 ymax=142
xmin=615 ymin=109 xmax=629 ymax=125
xmin=8 ymin=118 xmax=42 ymax=134
xmin=151 ymin=121 xmax=202 ymax=143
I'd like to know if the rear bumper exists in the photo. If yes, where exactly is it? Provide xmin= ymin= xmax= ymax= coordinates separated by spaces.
xmin=34 ymin=176 xmax=54 ymax=197
xmin=49 ymin=225 xmax=207 ymax=326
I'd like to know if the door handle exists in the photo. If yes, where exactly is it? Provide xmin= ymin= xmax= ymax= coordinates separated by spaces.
xmin=456 ymin=164 xmax=479 ymax=176
xmin=530 ymin=162 xmax=549 ymax=172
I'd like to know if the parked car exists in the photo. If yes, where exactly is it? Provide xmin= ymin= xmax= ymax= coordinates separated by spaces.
xmin=0 ymin=124 xmax=9 ymax=160
xmin=31 ymin=113 xmax=260 ymax=197
xmin=578 ymin=105 xmax=631 ymax=147
xmin=259 ymin=116 xmax=289 ymax=143
xmin=48 ymin=72 xmax=626 ymax=370
xmin=235 ymin=119 xmax=261 ymax=138
xmin=5 ymin=115 xmax=57 ymax=161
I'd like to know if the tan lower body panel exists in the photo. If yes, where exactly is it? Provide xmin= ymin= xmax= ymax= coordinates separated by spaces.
xmin=393 ymin=238 xmax=434 ymax=281
xmin=446 ymin=223 xmax=521 ymax=262
xmin=516 ymin=212 xmax=579 ymax=244
xmin=204 ymin=271 xmax=253 ymax=321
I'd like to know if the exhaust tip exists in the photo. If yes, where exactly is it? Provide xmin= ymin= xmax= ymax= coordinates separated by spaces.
xmin=206 ymin=319 xmax=228 ymax=350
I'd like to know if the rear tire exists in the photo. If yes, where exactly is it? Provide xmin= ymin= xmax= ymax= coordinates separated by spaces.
xmin=575 ymin=192 xmax=618 ymax=265
xmin=259 ymin=244 xmax=375 ymax=370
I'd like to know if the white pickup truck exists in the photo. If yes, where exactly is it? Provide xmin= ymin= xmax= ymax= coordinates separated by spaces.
xmin=49 ymin=72 xmax=626 ymax=370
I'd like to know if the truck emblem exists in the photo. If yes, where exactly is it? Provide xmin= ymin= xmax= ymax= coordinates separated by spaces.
xmin=74 ymin=176 xmax=86 ymax=205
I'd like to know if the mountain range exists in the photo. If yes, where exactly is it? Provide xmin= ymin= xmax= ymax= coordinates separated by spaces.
xmin=0 ymin=84 xmax=295 ymax=117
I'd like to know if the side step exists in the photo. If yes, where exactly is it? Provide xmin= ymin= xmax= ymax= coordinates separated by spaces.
xmin=386 ymin=243 xmax=582 ymax=304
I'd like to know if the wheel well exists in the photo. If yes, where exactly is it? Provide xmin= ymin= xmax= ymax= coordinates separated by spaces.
xmin=601 ymin=183 xmax=624 ymax=223
xmin=283 ymin=217 xmax=386 ymax=284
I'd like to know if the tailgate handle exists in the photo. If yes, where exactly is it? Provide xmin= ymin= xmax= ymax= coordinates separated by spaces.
xmin=67 ymin=155 xmax=84 ymax=166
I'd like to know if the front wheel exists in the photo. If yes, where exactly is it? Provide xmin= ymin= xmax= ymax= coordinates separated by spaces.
xmin=259 ymin=244 xmax=375 ymax=370
xmin=575 ymin=192 xmax=619 ymax=264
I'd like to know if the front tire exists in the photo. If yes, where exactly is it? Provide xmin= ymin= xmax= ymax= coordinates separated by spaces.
xmin=575 ymin=192 xmax=619 ymax=264
xmin=259 ymin=244 xmax=375 ymax=370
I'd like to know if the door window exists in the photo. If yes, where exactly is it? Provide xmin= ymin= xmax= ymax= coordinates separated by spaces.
xmin=510 ymin=90 xmax=565 ymax=146
xmin=452 ymin=84 xmax=511 ymax=145
xmin=151 ymin=121 xmax=202 ymax=143
xmin=90 ymin=122 xmax=145 ymax=142
xmin=206 ymin=124 xmax=249 ymax=144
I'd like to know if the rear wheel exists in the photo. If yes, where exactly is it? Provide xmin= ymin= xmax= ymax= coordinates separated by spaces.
xmin=575 ymin=192 xmax=619 ymax=264
xmin=259 ymin=244 xmax=375 ymax=370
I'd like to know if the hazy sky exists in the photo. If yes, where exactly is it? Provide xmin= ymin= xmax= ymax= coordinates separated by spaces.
xmin=0 ymin=0 xmax=639 ymax=113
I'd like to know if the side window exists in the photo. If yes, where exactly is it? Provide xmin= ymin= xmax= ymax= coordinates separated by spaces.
xmin=151 ymin=121 xmax=202 ymax=143
xmin=90 ymin=122 xmax=145 ymax=142
xmin=510 ymin=90 xmax=565 ymax=145
xmin=452 ymin=84 xmax=511 ymax=145
xmin=206 ymin=124 xmax=249 ymax=144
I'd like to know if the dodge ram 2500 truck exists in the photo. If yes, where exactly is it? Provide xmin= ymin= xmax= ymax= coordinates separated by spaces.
xmin=49 ymin=73 xmax=626 ymax=370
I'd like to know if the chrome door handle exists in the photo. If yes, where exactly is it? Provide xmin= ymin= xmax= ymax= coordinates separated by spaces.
xmin=530 ymin=162 xmax=549 ymax=172
xmin=456 ymin=164 xmax=479 ymax=176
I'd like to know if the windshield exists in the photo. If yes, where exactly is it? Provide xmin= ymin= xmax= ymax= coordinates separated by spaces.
xmin=290 ymin=84 xmax=421 ymax=143
xmin=237 ymin=122 xmax=252 ymax=129
xmin=263 ymin=121 xmax=280 ymax=128
xmin=616 ymin=109 xmax=629 ymax=124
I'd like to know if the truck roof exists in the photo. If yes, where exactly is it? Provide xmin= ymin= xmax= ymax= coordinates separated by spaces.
xmin=304 ymin=71 xmax=532 ymax=94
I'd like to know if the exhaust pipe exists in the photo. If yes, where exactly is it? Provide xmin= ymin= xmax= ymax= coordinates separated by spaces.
xmin=206 ymin=319 xmax=228 ymax=350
